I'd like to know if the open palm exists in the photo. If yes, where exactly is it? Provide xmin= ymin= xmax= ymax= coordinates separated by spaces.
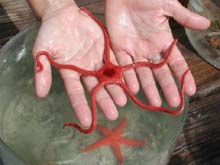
xmin=33 ymin=5 xmax=127 ymax=127
xmin=106 ymin=0 xmax=210 ymax=107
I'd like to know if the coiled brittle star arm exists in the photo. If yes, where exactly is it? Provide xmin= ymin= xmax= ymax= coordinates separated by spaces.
xmin=35 ymin=7 xmax=189 ymax=134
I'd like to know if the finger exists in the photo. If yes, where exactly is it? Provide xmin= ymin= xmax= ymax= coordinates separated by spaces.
xmin=153 ymin=64 xmax=180 ymax=107
xmin=168 ymin=46 xmax=196 ymax=96
xmin=106 ymin=85 xmax=127 ymax=107
xmin=34 ymin=55 xmax=52 ymax=98
xmin=167 ymin=0 xmax=210 ymax=30
xmin=116 ymin=51 xmax=139 ymax=94
xmin=83 ymin=76 xmax=119 ymax=120
xmin=134 ymin=57 xmax=162 ymax=107
xmin=60 ymin=70 xmax=92 ymax=128
xmin=106 ymin=50 xmax=127 ymax=107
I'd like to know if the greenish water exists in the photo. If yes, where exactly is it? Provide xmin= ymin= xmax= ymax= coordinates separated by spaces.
xmin=0 ymin=23 xmax=188 ymax=165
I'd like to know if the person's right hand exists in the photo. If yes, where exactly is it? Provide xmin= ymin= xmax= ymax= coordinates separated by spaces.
xmin=32 ymin=1 xmax=127 ymax=128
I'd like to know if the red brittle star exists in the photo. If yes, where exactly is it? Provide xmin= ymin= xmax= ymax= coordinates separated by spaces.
xmin=83 ymin=118 xmax=145 ymax=165
xmin=35 ymin=7 xmax=190 ymax=134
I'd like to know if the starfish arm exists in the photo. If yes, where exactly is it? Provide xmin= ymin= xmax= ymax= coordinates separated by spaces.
xmin=97 ymin=118 xmax=128 ymax=137
xmin=113 ymin=118 xmax=128 ymax=135
xmin=118 ymin=137 xmax=146 ymax=146
xmin=111 ymin=143 xmax=123 ymax=165
xmin=83 ymin=138 xmax=112 ymax=152
xmin=97 ymin=125 xmax=113 ymax=136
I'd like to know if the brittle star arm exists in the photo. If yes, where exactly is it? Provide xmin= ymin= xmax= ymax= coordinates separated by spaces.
xmin=63 ymin=82 xmax=105 ymax=134
xmin=35 ymin=51 xmax=96 ymax=76
xmin=120 ymin=39 xmax=177 ymax=71
xmin=119 ymin=69 xmax=189 ymax=115
xmin=80 ymin=7 xmax=111 ymax=65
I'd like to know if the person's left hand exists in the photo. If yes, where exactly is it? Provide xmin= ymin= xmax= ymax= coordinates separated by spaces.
xmin=105 ymin=0 xmax=210 ymax=107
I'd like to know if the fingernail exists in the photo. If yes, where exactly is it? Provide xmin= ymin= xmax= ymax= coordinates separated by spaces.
xmin=186 ymin=85 xmax=196 ymax=96
xmin=151 ymin=98 xmax=162 ymax=107
xmin=130 ymin=83 xmax=139 ymax=94
xmin=80 ymin=115 xmax=92 ymax=128
xmin=170 ymin=96 xmax=180 ymax=108
xmin=107 ymin=108 xmax=119 ymax=121
xmin=116 ymin=95 xmax=127 ymax=107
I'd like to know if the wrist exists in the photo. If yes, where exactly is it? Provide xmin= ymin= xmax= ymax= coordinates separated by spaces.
xmin=28 ymin=0 xmax=78 ymax=19
xmin=43 ymin=0 xmax=78 ymax=19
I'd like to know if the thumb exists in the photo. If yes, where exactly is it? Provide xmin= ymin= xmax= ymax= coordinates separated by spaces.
xmin=168 ymin=1 xmax=210 ymax=30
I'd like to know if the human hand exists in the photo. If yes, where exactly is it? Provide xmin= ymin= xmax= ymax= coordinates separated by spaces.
xmin=32 ymin=2 xmax=127 ymax=128
xmin=105 ymin=0 xmax=210 ymax=107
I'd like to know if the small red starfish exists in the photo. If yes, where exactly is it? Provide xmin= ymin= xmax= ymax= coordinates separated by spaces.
xmin=83 ymin=118 xmax=146 ymax=164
